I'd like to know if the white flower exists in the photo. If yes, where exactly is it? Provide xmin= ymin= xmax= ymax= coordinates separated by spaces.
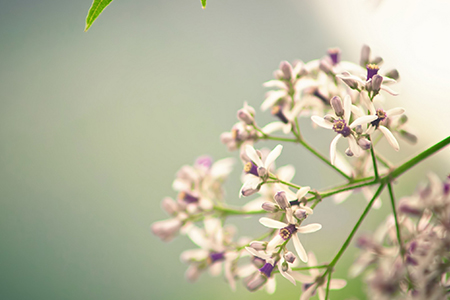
xmin=356 ymin=95 xmax=405 ymax=151
xmin=259 ymin=216 xmax=321 ymax=263
xmin=311 ymin=95 xmax=377 ymax=165
xmin=240 ymin=144 xmax=283 ymax=197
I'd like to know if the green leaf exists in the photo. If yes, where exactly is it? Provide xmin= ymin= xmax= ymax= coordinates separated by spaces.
xmin=201 ymin=0 xmax=207 ymax=9
xmin=85 ymin=0 xmax=114 ymax=32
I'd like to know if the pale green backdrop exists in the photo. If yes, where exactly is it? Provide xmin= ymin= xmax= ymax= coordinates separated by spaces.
xmin=1 ymin=1 xmax=449 ymax=299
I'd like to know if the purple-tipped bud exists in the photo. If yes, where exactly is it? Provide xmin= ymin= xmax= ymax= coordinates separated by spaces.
xmin=250 ymin=241 xmax=267 ymax=251
xmin=354 ymin=125 xmax=363 ymax=134
xmin=274 ymin=191 xmax=290 ymax=210
xmin=330 ymin=96 xmax=344 ymax=117
xmin=241 ymin=185 xmax=260 ymax=197
xmin=274 ymin=69 xmax=284 ymax=80
xmin=358 ymin=138 xmax=371 ymax=150
xmin=251 ymin=256 xmax=265 ymax=268
xmin=237 ymin=109 xmax=254 ymax=125
xmin=195 ymin=156 xmax=213 ymax=169
xmin=371 ymin=74 xmax=383 ymax=93
xmin=279 ymin=61 xmax=293 ymax=80
xmin=262 ymin=202 xmax=280 ymax=213
xmin=151 ymin=218 xmax=182 ymax=242
xmin=257 ymin=166 xmax=268 ymax=178
xmin=398 ymin=202 xmax=422 ymax=216
xmin=345 ymin=148 xmax=354 ymax=157
xmin=384 ymin=69 xmax=400 ymax=81
xmin=294 ymin=209 xmax=307 ymax=220
xmin=161 ymin=197 xmax=179 ymax=215
xmin=284 ymin=251 xmax=296 ymax=264
xmin=246 ymin=273 xmax=268 ymax=291
xmin=319 ymin=59 xmax=332 ymax=73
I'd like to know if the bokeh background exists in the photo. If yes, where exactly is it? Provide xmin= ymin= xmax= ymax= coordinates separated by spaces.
xmin=1 ymin=0 xmax=449 ymax=299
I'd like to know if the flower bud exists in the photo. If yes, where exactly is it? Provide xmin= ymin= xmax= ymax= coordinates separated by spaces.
xmin=262 ymin=202 xmax=280 ymax=213
xmin=399 ymin=130 xmax=417 ymax=144
xmin=279 ymin=61 xmax=293 ymax=80
xmin=281 ymin=261 xmax=289 ymax=272
xmin=294 ymin=209 xmax=307 ymax=220
xmin=319 ymin=59 xmax=332 ymax=74
xmin=257 ymin=166 xmax=268 ymax=178
xmin=250 ymin=241 xmax=267 ymax=251
xmin=360 ymin=45 xmax=371 ymax=67
xmin=161 ymin=197 xmax=179 ymax=215
xmin=246 ymin=274 xmax=267 ymax=291
xmin=274 ymin=191 xmax=290 ymax=210
xmin=371 ymin=74 xmax=383 ymax=94
xmin=330 ymin=96 xmax=344 ymax=117
xmin=358 ymin=138 xmax=371 ymax=150
xmin=324 ymin=115 xmax=334 ymax=123
xmin=237 ymin=109 xmax=254 ymax=125
xmin=284 ymin=251 xmax=296 ymax=264
xmin=345 ymin=148 xmax=354 ymax=157
xmin=151 ymin=218 xmax=182 ymax=242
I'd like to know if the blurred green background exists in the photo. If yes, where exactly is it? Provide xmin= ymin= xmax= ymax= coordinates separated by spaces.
xmin=1 ymin=0 xmax=449 ymax=299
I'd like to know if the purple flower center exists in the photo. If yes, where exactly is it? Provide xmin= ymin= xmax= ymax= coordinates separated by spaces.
xmin=328 ymin=48 xmax=341 ymax=65
xmin=259 ymin=262 xmax=275 ymax=278
xmin=208 ymin=252 xmax=225 ymax=264
xmin=271 ymin=105 xmax=289 ymax=124
xmin=333 ymin=119 xmax=351 ymax=137
xmin=280 ymin=224 xmax=297 ymax=240
xmin=366 ymin=64 xmax=380 ymax=80
xmin=244 ymin=161 xmax=259 ymax=176
xmin=370 ymin=109 xmax=387 ymax=128
xmin=178 ymin=191 xmax=199 ymax=204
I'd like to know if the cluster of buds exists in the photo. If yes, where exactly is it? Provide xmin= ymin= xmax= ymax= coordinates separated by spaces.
xmin=352 ymin=174 xmax=450 ymax=299
xmin=151 ymin=156 xmax=234 ymax=241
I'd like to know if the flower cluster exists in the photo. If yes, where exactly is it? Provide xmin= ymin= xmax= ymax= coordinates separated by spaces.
xmin=149 ymin=45 xmax=449 ymax=300
xmin=352 ymin=174 xmax=450 ymax=299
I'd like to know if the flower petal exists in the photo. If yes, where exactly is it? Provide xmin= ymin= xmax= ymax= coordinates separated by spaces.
xmin=380 ymin=85 xmax=399 ymax=96
xmin=245 ymin=144 xmax=264 ymax=167
xmin=265 ymin=144 xmax=283 ymax=169
xmin=298 ymin=223 xmax=322 ymax=234
xmin=343 ymin=95 xmax=352 ymax=122
xmin=379 ymin=125 xmax=400 ymax=151
xmin=296 ymin=186 xmax=311 ymax=199
xmin=386 ymin=107 xmax=405 ymax=117
xmin=347 ymin=135 xmax=361 ymax=157
xmin=262 ymin=121 xmax=285 ymax=134
xmin=311 ymin=115 xmax=333 ymax=129
xmin=279 ymin=264 xmax=297 ymax=285
xmin=277 ymin=164 xmax=296 ymax=181
xmin=259 ymin=217 xmax=287 ymax=229
xmin=349 ymin=115 xmax=378 ymax=128
xmin=261 ymin=90 xmax=287 ymax=111
xmin=292 ymin=234 xmax=308 ymax=262
xmin=330 ymin=134 xmax=342 ymax=165
xmin=329 ymin=279 xmax=347 ymax=290
xmin=263 ymin=80 xmax=287 ymax=89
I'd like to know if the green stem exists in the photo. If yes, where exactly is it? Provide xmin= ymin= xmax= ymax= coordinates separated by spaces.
xmin=325 ymin=270 xmax=332 ymax=300
xmin=327 ymin=183 xmax=386 ymax=269
xmin=262 ymin=136 xmax=299 ymax=143
xmin=213 ymin=206 xmax=266 ymax=216
xmin=290 ymin=264 xmax=329 ymax=271
xmin=370 ymin=144 xmax=379 ymax=180
xmin=390 ymin=135 xmax=450 ymax=179
xmin=298 ymin=139 xmax=352 ymax=181
xmin=387 ymin=183 xmax=404 ymax=256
